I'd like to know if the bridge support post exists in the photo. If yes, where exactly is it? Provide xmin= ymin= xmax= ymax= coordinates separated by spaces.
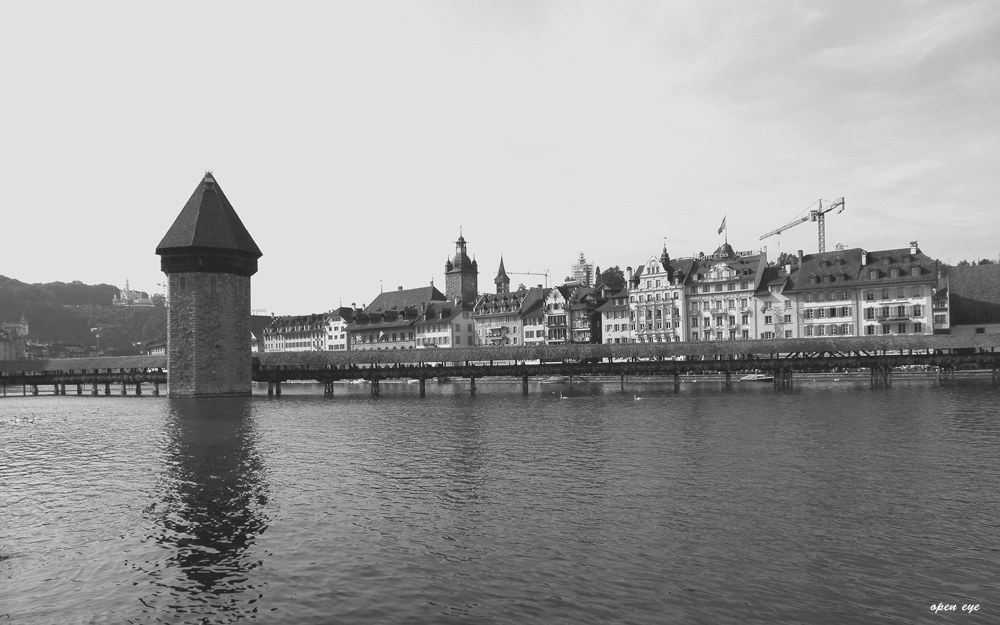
xmin=674 ymin=372 xmax=680 ymax=393
xmin=104 ymin=383 xmax=111 ymax=395
xmin=153 ymin=382 xmax=160 ymax=396
xmin=92 ymin=382 xmax=99 ymax=396
xmin=76 ymin=384 xmax=82 ymax=395
xmin=523 ymin=374 xmax=529 ymax=396
xmin=419 ymin=378 xmax=426 ymax=397
xmin=136 ymin=383 xmax=142 ymax=396
xmin=120 ymin=384 xmax=127 ymax=396
xmin=620 ymin=374 xmax=625 ymax=392
xmin=32 ymin=385 xmax=38 ymax=396
xmin=370 ymin=379 xmax=379 ymax=396
xmin=725 ymin=371 xmax=731 ymax=389
xmin=470 ymin=377 xmax=476 ymax=394
xmin=267 ymin=382 xmax=274 ymax=396
xmin=275 ymin=381 xmax=282 ymax=396
xmin=58 ymin=384 xmax=64 ymax=395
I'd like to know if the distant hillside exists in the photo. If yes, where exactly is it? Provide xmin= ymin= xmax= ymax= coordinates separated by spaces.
xmin=0 ymin=276 xmax=166 ymax=350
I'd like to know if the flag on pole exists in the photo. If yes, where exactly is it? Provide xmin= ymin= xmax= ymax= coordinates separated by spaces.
xmin=718 ymin=216 xmax=726 ymax=235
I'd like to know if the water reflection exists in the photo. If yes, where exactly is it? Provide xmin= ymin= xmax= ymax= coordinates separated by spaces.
xmin=138 ymin=397 xmax=270 ymax=622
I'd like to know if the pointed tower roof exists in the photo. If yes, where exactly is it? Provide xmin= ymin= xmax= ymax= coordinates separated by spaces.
xmin=157 ymin=172 xmax=262 ymax=276
xmin=157 ymin=172 xmax=262 ymax=258
xmin=495 ymin=256 xmax=509 ymax=282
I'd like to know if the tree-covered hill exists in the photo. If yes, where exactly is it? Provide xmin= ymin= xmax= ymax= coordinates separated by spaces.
xmin=0 ymin=276 xmax=166 ymax=350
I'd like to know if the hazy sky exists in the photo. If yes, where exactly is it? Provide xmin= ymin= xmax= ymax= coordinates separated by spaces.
xmin=2 ymin=1 xmax=997 ymax=314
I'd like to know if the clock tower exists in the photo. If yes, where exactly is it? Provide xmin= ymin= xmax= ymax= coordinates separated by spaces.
xmin=444 ymin=232 xmax=478 ymax=305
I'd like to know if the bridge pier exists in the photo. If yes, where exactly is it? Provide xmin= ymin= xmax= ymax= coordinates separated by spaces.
xmin=324 ymin=381 xmax=334 ymax=397
xmin=725 ymin=370 xmax=731 ymax=389
xmin=32 ymin=385 xmax=38 ymax=396
xmin=620 ymin=374 xmax=625 ymax=392
xmin=136 ymin=383 xmax=142 ymax=396
xmin=275 ymin=381 xmax=282 ymax=396
xmin=370 ymin=379 xmax=379 ymax=396
xmin=120 ymin=384 xmax=127 ymax=396
xmin=420 ymin=378 xmax=426 ymax=397
xmin=523 ymin=374 xmax=529 ymax=396
xmin=470 ymin=377 xmax=476 ymax=394
xmin=92 ymin=382 xmax=99 ymax=396
xmin=76 ymin=384 xmax=82 ymax=395
xmin=674 ymin=372 xmax=680 ymax=393
xmin=104 ymin=382 xmax=111 ymax=396
xmin=773 ymin=368 xmax=793 ymax=389
xmin=57 ymin=384 xmax=63 ymax=395
xmin=153 ymin=382 xmax=160 ymax=396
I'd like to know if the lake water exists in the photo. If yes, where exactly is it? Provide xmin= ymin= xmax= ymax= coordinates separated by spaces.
xmin=1 ymin=378 xmax=998 ymax=624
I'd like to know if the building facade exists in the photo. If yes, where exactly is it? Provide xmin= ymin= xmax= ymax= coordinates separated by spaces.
xmin=686 ymin=244 xmax=767 ymax=341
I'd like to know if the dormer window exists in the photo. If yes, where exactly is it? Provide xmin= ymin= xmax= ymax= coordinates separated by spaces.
xmin=882 ymin=258 xmax=890 ymax=265
xmin=869 ymin=270 xmax=878 ymax=279
xmin=889 ymin=268 xmax=899 ymax=278
xmin=910 ymin=267 xmax=920 ymax=276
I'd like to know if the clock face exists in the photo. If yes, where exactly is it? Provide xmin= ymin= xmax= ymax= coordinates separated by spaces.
xmin=463 ymin=275 xmax=476 ymax=291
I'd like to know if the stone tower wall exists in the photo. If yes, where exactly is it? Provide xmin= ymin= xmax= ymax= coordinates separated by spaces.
xmin=167 ymin=272 xmax=252 ymax=397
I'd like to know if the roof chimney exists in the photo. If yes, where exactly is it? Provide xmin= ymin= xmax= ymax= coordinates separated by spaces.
xmin=861 ymin=250 xmax=867 ymax=266
xmin=910 ymin=240 xmax=918 ymax=255
xmin=627 ymin=266 xmax=633 ymax=283
xmin=797 ymin=249 xmax=803 ymax=266
xmin=398 ymin=286 xmax=403 ymax=291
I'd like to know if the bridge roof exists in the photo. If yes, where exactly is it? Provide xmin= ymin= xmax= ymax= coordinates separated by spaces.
xmin=251 ymin=334 xmax=1000 ymax=368
xmin=156 ymin=172 xmax=262 ymax=258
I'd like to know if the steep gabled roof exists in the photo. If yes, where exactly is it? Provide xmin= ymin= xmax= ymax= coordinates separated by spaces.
xmin=157 ymin=172 xmax=262 ymax=258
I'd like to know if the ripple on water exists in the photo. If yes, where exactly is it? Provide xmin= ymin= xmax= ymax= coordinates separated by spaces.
xmin=2 ymin=382 xmax=999 ymax=623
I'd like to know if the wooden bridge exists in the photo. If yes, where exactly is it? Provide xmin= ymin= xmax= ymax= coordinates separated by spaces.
xmin=2 ymin=335 xmax=999 ymax=398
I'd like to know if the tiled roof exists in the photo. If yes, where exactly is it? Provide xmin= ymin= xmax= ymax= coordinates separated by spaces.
xmin=366 ymin=286 xmax=445 ymax=313
xmin=949 ymin=264 xmax=1000 ymax=325
xmin=156 ymin=173 xmax=262 ymax=258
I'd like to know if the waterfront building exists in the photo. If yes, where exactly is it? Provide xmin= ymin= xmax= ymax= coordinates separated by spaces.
xmin=145 ymin=333 xmax=167 ymax=356
xmin=854 ymin=243 xmax=939 ymax=337
xmin=686 ymin=244 xmax=768 ymax=341
xmin=754 ymin=264 xmax=799 ymax=339
xmin=543 ymin=286 xmax=571 ymax=344
xmin=932 ymin=283 xmax=950 ymax=333
xmin=474 ymin=287 xmax=528 ymax=346
xmin=566 ymin=284 xmax=609 ymax=344
xmin=156 ymin=172 xmax=262 ymax=397
xmin=520 ymin=286 xmax=549 ymax=346
xmin=946 ymin=263 xmax=1000 ymax=334
xmin=264 ymin=308 xmax=355 ymax=352
xmin=597 ymin=289 xmax=633 ymax=344
xmin=629 ymin=247 xmax=693 ymax=343
xmin=416 ymin=302 xmax=476 ymax=348
xmin=765 ymin=242 xmax=942 ymax=339
xmin=347 ymin=285 xmax=446 ymax=350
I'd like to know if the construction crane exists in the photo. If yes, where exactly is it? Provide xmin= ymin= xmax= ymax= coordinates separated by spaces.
xmin=508 ymin=270 xmax=551 ymax=289
xmin=759 ymin=197 xmax=845 ymax=254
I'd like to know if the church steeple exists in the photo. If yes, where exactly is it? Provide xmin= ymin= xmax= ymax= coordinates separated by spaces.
xmin=494 ymin=256 xmax=510 ymax=294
